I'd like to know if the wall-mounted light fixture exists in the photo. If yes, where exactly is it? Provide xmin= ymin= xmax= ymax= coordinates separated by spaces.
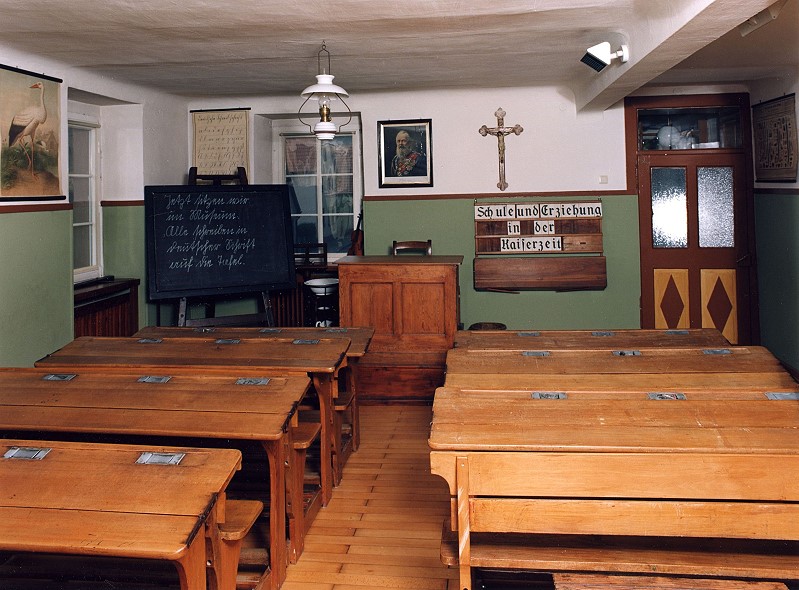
xmin=738 ymin=0 xmax=788 ymax=36
xmin=580 ymin=42 xmax=629 ymax=72
xmin=298 ymin=42 xmax=352 ymax=140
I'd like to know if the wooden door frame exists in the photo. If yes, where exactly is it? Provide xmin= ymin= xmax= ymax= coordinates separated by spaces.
xmin=624 ymin=93 xmax=760 ymax=344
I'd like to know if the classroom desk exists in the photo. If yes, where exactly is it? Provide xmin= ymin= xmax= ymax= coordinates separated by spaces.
xmin=36 ymin=335 xmax=350 ymax=506
xmin=429 ymin=387 xmax=799 ymax=588
xmin=444 ymin=345 xmax=797 ymax=392
xmin=0 ymin=438 xmax=240 ymax=590
xmin=0 ymin=368 xmax=310 ymax=589
xmin=445 ymin=345 xmax=786 ymax=377
xmin=134 ymin=325 xmax=375 ymax=484
xmin=453 ymin=328 xmax=730 ymax=350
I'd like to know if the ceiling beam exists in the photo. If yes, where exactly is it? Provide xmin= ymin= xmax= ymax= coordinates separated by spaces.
xmin=573 ymin=0 xmax=780 ymax=111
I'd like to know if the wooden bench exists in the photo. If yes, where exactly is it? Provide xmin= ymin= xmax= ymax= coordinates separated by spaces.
xmin=553 ymin=573 xmax=788 ymax=590
xmin=217 ymin=499 xmax=264 ymax=590
xmin=429 ymin=388 xmax=799 ymax=589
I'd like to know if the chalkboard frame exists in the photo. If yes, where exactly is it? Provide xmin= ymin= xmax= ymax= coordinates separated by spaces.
xmin=144 ymin=184 xmax=296 ymax=301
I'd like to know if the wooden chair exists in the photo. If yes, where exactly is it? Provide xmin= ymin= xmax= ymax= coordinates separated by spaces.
xmin=294 ymin=243 xmax=328 ymax=267
xmin=392 ymin=239 xmax=432 ymax=255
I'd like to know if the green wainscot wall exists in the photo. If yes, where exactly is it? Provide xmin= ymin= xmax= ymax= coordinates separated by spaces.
xmin=364 ymin=195 xmax=641 ymax=330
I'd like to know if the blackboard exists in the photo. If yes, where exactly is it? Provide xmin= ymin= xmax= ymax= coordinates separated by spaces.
xmin=144 ymin=184 xmax=295 ymax=301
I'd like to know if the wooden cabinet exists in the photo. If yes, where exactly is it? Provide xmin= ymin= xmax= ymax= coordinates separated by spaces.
xmin=74 ymin=277 xmax=140 ymax=337
xmin=337 ymin=255 xmax=462 ymax=403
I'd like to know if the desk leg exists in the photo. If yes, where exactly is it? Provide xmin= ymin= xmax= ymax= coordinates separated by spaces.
xmin=262 ymin=437 xmax=288 ymax=590
xmin=347 ymin=359 xmax=361 ymax=452
xmin=312 ymin=373 xmax=335 ymax=506
xmin=457 ymin=456 xmax=472 ymax=590
xmin=173 ymin=528 xmax=208 ymax=590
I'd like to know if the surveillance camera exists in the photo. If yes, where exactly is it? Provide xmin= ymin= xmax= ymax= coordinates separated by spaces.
xmin=581 ymin=42 xmax=629 ymax=72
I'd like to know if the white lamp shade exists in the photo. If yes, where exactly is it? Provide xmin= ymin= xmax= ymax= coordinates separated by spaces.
xmin=313 ymin=120 xmax=337 ymax=140
xmin=301 ymin=74 xmax=349 ymax=99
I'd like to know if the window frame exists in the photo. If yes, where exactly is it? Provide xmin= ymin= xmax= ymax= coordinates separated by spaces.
xmin=273 ymin=118 xmax=362 ymax=262
xmin=68 ymin=114 xmax=103 ymax=283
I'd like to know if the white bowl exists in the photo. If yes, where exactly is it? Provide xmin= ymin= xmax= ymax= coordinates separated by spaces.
xmin=305 ymin=277 xmax=339 ymax=295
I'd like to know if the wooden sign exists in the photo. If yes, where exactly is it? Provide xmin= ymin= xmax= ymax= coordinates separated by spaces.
xmin=474 ymin=201 xmax=603 ymax=255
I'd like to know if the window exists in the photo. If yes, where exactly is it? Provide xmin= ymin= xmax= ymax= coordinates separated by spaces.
xmin=276 ymin=121 xmax=362 ymax=259
xmin=68 ymin=118 xmax=102 ymax=282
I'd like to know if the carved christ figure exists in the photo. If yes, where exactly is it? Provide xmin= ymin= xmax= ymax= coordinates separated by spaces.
xmin=479 ymin=108 xmax=523 ymax=191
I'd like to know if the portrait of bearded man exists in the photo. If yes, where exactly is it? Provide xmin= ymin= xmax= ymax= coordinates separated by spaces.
xmin=390 ymin=129 xmax=427 ymax=177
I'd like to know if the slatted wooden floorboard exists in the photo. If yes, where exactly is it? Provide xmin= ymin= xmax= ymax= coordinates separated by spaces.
xmin=282 ymin=405 xmax=457 ymax=590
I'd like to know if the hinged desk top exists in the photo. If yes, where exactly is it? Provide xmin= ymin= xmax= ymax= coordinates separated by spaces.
xmin=36 ymin=336 xmax=350 ymax=375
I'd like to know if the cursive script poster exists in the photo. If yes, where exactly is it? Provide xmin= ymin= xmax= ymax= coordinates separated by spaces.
xmin=192 ymin=109 xmax=249 ymax=177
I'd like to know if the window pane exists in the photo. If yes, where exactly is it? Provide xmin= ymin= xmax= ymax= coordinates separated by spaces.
xmin=322 ymin=176 xmax=353 ymax=215
xmin=322 ymin=136 xmax=353 ymax=174
xmin=73 ymin=225 xmax=93 ymax=269
xmin=287 ymin=175 xmax=318 ymax=215
xmin=69 ymin=177 xmax=92 ymax=223
xmin=285 ymin=137 xmax=317 ymax=175
xmin=323 ymin=215 xmax=353 ymax=253
xmin=698 ymin=166 xmax=734 ymax=248
xmin=651 ymin=167 xmax=688 ymax=248
xmin=293 ymin=215 xmax=318 ymax=244
xmin=68 ymin=127 xmax=91 ymax=174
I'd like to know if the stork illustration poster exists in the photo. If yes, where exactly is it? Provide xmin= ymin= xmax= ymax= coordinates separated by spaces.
xmin=0 ymin=66 xmax=62 ymax=199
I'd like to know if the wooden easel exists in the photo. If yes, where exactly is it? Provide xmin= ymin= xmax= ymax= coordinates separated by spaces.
xmin=177 ymin=291 xmax=274 ymax=327
xmin=188 ymin=166 xmax=248 ymax=185
xmin=171 ymin=167 xmax=275 ymax=327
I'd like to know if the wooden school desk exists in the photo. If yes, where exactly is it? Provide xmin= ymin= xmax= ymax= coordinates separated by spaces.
xmin=134 ymin=325 xmax=375 ymax=484
xmin=36 ymin=335 xmax=350 ymax=506
xmin=0 ymin=369 xmax=311 ymax=588
xmin=444 ymin=345 xmax=798 ymax=392
xmin=0 ymin=438 xmax=241 ymax=590
xmin=453 ymin=328 xmax=730 ymax=350
xmin=429 ymin=387 xmax=799 ymax=589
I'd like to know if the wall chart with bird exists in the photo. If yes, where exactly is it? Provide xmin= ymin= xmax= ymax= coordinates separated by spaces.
xmin=1 ymin=65 xmax=62 ymax=199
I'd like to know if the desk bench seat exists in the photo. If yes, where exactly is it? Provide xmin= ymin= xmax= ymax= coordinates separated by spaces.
xmin=441 ymin=528 xmax=799 ymax=581
xmin=553 ymin=573 xmax=788 ymax=590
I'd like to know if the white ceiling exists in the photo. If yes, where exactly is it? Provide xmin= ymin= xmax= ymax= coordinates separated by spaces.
xmin=1 ymin=0 xmax=796 ymax=109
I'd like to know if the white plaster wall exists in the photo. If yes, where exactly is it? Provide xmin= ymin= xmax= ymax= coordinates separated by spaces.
xmin=100 ymin=104 xmax=144 ymax=199
xmin=188 ymin=86 xmax=628 ymax=195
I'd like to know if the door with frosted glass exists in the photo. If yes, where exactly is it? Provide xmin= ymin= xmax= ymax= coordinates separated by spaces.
xmin=638 ymin=153 xmax=753 ymax=344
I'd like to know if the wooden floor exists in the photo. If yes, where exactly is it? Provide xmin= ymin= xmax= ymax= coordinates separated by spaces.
xmin=282 ymin=405 xmax=457 ymax=590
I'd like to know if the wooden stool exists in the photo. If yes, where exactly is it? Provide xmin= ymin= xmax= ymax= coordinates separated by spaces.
xmin=553 ymin=574 xmax=789 ymax=590
xmin=216 ymin=499 xmax=264 ymax=590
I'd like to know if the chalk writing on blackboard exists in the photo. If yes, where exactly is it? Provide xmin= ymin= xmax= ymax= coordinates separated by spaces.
xmin=192 ymin=109 xmax=249 ymax=176
xmin=145 ymin=185 xmax=295 ymax=300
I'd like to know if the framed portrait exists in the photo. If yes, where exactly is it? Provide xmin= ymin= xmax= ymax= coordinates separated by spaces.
xmin=378 ymin=119 xmax=432 ymax=188
xmin=752 ymin=94 xmax=797 ymax=182
xmin=0 ymin=64 xmax=63 ymax=201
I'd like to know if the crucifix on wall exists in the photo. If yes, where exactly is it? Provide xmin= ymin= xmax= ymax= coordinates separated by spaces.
xmin=479 ymin=107 xmax=523 ymax=191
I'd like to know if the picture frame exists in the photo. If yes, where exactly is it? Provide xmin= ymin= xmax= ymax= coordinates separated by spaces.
xmin=752 ymin=94 xmax=797 ymax=182
xmin=378 ymin=119 xmax=432 ymax=188
xmin=191 ymin=108 xmax=250 ymax=177
xmin=0 ymin=64 xmax=63 ymax=201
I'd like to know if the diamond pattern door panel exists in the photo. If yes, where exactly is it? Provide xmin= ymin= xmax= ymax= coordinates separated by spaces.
xmin=654 ymin=269 xmax=689 ymax=329
xmin=701 ymin=269 xmax=737 ymax=343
